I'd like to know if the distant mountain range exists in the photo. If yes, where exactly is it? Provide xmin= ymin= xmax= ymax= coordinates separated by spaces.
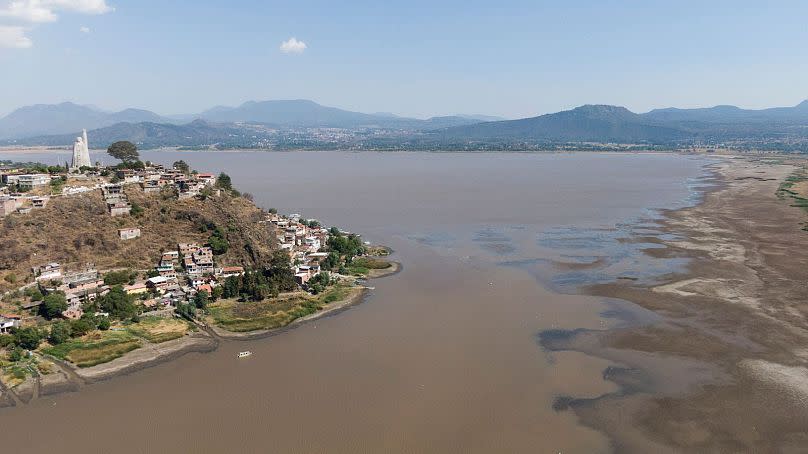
xmin=0 ymin=102 xmax=172 ymax=139
xmin=436 ymin=102 xmax=808 ymax=144
xmin=0 ymin=100 xmax=488 ymax=140
xmin=2 ymin=99 xmax=808 ymax=150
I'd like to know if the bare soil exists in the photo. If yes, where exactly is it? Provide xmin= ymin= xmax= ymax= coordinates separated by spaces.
xmin=558 ymin=156 xmax=808 ymax=452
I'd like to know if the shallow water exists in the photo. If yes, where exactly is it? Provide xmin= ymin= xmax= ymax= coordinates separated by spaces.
xmin=0 ymin=151 xmax=707 ymax=453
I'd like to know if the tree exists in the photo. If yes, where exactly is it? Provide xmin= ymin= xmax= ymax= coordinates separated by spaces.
xmin=216 ymin=172 xmax=233 ymax=191
xmin=208 ymin=227 xmax=229 ymax=255
xmin=69 ymin=318 xmax=94 ymax=337
xmin=173 ymin=160 xmax=190 ymax=174
xmin=104 ymin=269 xmax=137 ymax=286
xmin=40 ymin=292 xmax=67 ymax=320
xmin=107 ymin=141 xmax=139 ymax=162
xmin=193 ymin=290 xmax=209 ymax=309
xmin=49 ymin=321 xmax=72 ymax=344
xmin=98 ymin=286 xmax=136 ymax=319
xmin=97 ymin=317 xmax=111 ymax=330
xmin=13 ymin=327 xmax=43 ymax=350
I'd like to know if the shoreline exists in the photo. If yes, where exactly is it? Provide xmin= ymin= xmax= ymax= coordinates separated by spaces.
xmin=2 ymin=261 xmax=400 ymax=405
xmin=546 ymin=155 xmax=808 ymax=451
xmin=205 ymin=261 xmax=400 ymax=340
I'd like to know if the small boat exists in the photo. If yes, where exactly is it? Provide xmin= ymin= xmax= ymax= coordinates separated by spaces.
xmin=238 ymin=351 xmax=252 ymax=358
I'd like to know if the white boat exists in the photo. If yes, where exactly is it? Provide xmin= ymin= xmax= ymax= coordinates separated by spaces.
xmin=238 ymin=351 xmax=252 ymax=358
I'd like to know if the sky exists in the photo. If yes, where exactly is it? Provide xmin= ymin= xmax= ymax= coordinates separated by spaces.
xmin=1 ymin=0 xmax=808 ymax=119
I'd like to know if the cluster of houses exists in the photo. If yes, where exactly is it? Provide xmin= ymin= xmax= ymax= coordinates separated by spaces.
xmin=101 ymin=184 xmax=132 ymax=216
xmin=0 ymin=170 xmax=51 ymax=217
xmin=30 ymin=263 xmax=107 ymax=320
xmin=1 ymin=162 xmax=219 ymax=220
xmin=25 ymin=242 xmax=247 ymax=319
xmin=268 ymin=213 xmax=331 ymax=285
xmin=140 ymin=242 xmax=242 ymax=309
xmin=129 ymin=166 xmax=217 ymax=199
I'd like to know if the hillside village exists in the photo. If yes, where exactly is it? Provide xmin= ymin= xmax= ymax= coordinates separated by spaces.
xmin=0 ymin=143 xmax=393 ymax=395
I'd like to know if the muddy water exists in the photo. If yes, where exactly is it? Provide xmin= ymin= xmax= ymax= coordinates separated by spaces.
xmin=0 ymin=151 xmax=706 ymax=453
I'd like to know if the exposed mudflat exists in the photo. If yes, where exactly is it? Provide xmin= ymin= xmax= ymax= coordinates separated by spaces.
xmin=559 ymin=157 xmax=808 ymax=452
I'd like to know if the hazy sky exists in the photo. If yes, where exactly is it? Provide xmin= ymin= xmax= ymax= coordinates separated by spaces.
xmin=1 ymin=0 xmax=807 ymax=119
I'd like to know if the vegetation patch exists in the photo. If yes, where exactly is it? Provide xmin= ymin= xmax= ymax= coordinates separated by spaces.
xmin=207 ymin=284 xmax=356 ymax=332
xmin=126 ymin=316 xmax=191 ymax=343
xmin=42 ymin=330 xmax=142 ymax=368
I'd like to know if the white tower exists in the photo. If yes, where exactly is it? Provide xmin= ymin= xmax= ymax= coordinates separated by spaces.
xmin=71 ymin=128 xmax=92 ymax=170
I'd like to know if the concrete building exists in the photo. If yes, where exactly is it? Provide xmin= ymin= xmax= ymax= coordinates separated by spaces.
xmin=118 ymin=227 xmax=141 ymax=240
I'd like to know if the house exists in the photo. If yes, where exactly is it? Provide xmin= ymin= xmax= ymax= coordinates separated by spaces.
xmin=108 ymin=201 xmax=132 ymax=217
xmin=31 ymin=196 xmax=49 ymax=209
xmin=118 ymin=227 xmax=141 ymax=240
xmin=161 ymin=251 xmax=180 ymax=262
xmin=124 ymin=282 xmax=149 ymax=295
xmin=0 ymin=198 xmax=16 ymax=217
xmin=295 ymin=272 xmax=312 ymax=285
xmin=178 ymin=243 xmax=200 ymax=256
xmin=146 ymin=276 xmax=170 ymax=291
xmin=62 ymin=267 xmax=99 ymax=286
xmin=156 ymin=265 xmax=177 ymax=278
xmin=196 ymin=284 xmax=213 ymax=295
xmin=4 ymin=174 xmax=51 ymax=189
xmin=34 ymin=262 xmax=62 ymax=282
xmin=218 ymin=266 xmax=244 ymax=278
xmin=197 ymin=173 xmax=216 ymax=186
xmin=0 ymin=315 xmax=21 ymax=333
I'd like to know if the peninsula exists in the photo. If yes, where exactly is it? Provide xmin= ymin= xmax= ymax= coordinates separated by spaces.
xmin=0 ymin=140 xmax=397 ymax=404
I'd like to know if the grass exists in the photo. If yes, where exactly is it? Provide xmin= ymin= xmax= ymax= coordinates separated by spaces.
xmin=126 ymin=316 xmax=191 ymax=343
xmin=207 ymin=284 xmax=356 ymax=332
xmin=347 ymin=257 xmax=392 ymax=276
xmin=42 ymin=331 xmax=142 ymax=368
xmin=777 ymin=170 xmax=808 ymax=215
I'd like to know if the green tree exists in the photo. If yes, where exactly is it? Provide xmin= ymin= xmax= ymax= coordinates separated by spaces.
xmin=49 ymin=321 xmax=72 ymax=344
xmin=69 ymin=318 xmax=94 ymax=337
xmin=98 ymin=286 xmax=136 ymax=319
xmin=107 ymin=141 xmax=139 ymax=162
xmin=208 ymin=227 xmax=229 ymax=255
xmin=173 ymin=160 xmax=190 ymax=174
xmin=97 ymin=317 xmax=111 ymax=331
xmin=40 ymin=292 xmax=67 ymax=320
xmin=13 ymin=327 xmax=43 ymax=350
xmin=104 ymin=269 xmax=137 ymax=286
xmin=216 ymin=172 xmax=233 ymax=191
xmin=193 ymin=290 xmax=209 ymax=309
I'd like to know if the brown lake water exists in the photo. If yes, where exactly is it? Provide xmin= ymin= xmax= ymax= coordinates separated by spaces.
xmin=0 ymin=151 xmax=707 ymax=453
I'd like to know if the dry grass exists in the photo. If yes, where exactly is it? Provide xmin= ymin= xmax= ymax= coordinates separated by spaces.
xmin=126 ymin=316 xmax=191 ymax=343
xmin=207 ymin=284 xmax=357 ymax=332
xmin=0 ymin=185 xmax=278 ymax=294
xmin=42 ymin=330 xmax=143 ymax=368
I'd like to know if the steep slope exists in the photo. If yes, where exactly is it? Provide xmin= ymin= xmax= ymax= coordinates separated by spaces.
xmin=0 ymin=187 xmax=277 ymax=293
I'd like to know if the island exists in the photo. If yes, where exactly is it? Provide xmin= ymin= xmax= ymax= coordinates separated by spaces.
xmin=0 ymin=141 xmax=398 ymax=405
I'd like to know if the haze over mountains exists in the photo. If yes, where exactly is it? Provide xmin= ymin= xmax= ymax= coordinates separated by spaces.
xmin=2 ymin=98 xmax=808 ymax=151
xmin=0 ymin=100 xmax=490 ymax=139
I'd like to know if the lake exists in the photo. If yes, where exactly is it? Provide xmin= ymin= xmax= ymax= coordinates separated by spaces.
xmin=0 ymin=151 xmax=707 ymax=453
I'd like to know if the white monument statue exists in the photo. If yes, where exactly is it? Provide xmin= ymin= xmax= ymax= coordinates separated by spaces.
xmin=71 ymin=129 xmax=92 ymax=170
